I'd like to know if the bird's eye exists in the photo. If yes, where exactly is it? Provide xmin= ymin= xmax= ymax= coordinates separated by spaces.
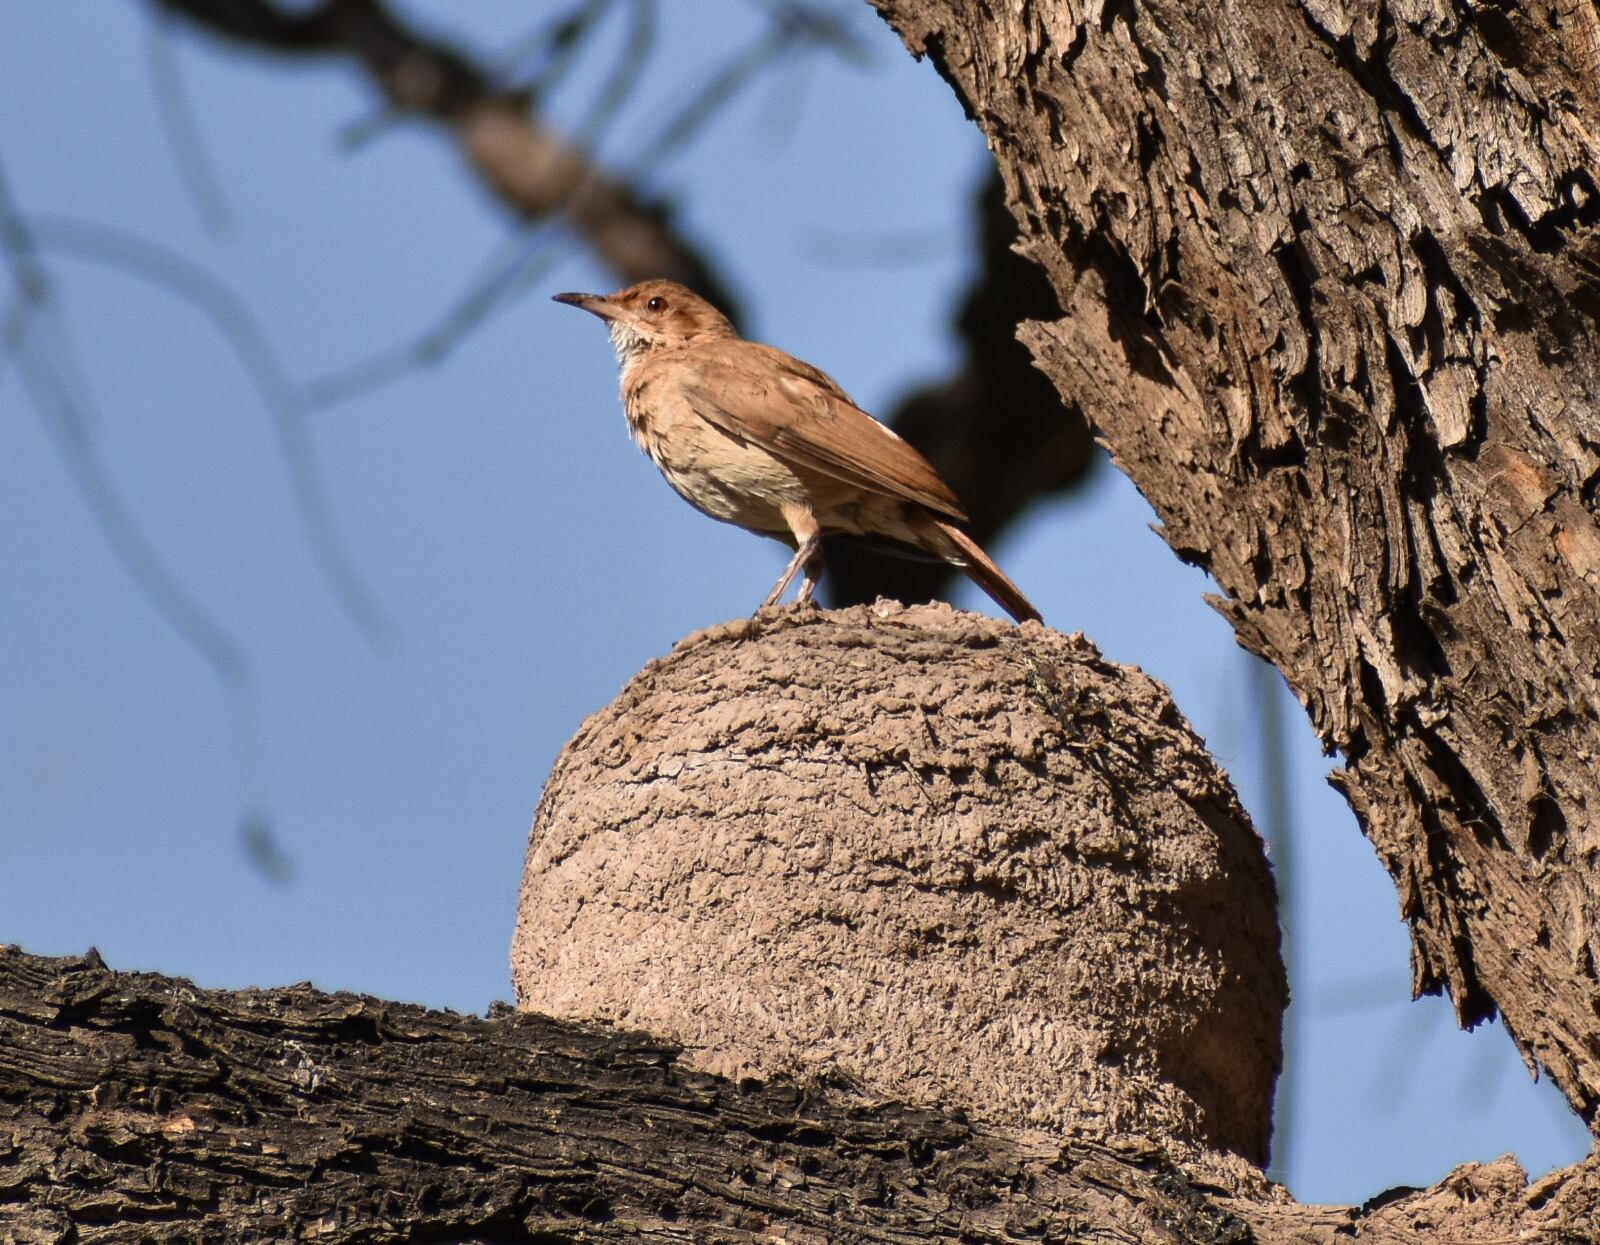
xmin=646 ymin=296 xmax=666 ymax=313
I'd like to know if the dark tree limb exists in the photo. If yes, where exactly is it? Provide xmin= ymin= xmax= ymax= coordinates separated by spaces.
xmin=2 ymin=945 xmax=1596 ymax=1242
xmin=867 ymin=0 xmax=1600 ymax=1125
xmin=0 ymin=946 xmax=1246 ymax=1243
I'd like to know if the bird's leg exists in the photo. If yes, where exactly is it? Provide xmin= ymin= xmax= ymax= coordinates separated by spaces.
xmin=795 ymin=541 xmax=825 ymax=607
xmin=760 ymin=504 xmax=823 ymax=611
xmin=761 ymin=539 xmax=817 ymax=609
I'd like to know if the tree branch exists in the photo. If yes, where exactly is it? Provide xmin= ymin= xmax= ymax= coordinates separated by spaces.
xmin=3 ymin=943 xmax=1595 ymax=1242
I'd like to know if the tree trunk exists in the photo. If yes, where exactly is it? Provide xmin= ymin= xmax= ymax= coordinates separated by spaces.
xmin=867 ymin=0 xmax=1600 ymax=1124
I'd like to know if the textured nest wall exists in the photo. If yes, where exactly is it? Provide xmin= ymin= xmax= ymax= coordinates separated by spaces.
xmin=512 ymin=603 xmax=1287 ymax=1164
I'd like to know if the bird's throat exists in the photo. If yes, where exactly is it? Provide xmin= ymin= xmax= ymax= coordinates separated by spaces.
xmin=607 ymin=320 xmax=650 ymax=370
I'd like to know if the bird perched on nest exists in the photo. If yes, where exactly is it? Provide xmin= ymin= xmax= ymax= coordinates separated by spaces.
xmin=553 ymin=279 xmax=1041 ymax=624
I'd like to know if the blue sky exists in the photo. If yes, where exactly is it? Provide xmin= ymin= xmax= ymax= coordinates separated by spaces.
xmin=0 ymin=0 xmax=1586 ymax=1204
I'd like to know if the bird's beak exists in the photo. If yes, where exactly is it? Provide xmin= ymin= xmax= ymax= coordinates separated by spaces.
xmin=552 ymin=291 xmax=619 ymax=321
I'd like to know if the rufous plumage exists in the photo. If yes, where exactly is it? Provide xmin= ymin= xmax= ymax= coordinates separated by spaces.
xmin=553 ymin=279 xmax=1041 ymax=623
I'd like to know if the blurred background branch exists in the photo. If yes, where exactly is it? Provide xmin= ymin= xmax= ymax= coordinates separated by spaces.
xmin=154 ymin=0 xmax=739 ymax=306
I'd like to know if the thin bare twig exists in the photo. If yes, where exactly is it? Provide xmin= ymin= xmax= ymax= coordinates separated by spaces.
xmin=632 ymin=21 xmax=809 ymax=180
xmin=0 ymin=170 xmax=250 ymax=690
xmin=144 ymin=8 xmax=234 ymax=239
xmin=305 ymin=226 xmax=569 ymax=408
xmin=571 ymin=0 xmax=655 ymax=157
xmin=27 ymin=214 xmax=394 ymax=648
xmin=239 ymin=811 xmax=296 ymax=885
xmin=339 ymin=0 xmax=627 ymax=151
xmin=1 ymin=164 xmax=296 ymax=881
xmin=510 ymin=0 xmax=614 ymax=98
xmin=746 ymin=0 xmax=873 ymax=67
xmin=755 ymin=38 xmax=818 ymax=149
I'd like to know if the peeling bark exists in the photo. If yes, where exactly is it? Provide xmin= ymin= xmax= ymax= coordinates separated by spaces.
xmin=868 ymin=0 xmax=1600 ymax=1125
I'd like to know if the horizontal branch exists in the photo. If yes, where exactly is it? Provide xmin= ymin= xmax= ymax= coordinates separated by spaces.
xmin=1 ymin=946 xmax=1240 ymax=1242
xmin=2 ymin=945 xmax=1593 ymax=1241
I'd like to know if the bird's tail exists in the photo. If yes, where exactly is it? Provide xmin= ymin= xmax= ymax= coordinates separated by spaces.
xmin=924 ymin=518 xmax=1043 ymax=624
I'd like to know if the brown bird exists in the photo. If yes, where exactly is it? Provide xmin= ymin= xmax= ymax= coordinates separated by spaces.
xmin=553 ymin=279 xmax=1041 ymax=624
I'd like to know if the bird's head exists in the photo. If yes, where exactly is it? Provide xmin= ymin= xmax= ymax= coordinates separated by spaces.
xmin=553 ymin=279 xmax=735 ymax=368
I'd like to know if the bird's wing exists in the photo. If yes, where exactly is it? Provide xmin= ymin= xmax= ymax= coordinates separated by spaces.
xmin=679 ymin=342 xmax=968 ymax=522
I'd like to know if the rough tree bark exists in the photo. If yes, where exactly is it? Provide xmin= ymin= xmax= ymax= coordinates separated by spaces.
xmin=867 ymin=0 xmax=1600 ymax=1124
xmin=3 ymin=920 xmax=1596 ymax=1239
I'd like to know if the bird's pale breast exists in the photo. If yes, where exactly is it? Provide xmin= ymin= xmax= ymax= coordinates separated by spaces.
xmin=623 ymin=365 xmax=804 ymax=535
